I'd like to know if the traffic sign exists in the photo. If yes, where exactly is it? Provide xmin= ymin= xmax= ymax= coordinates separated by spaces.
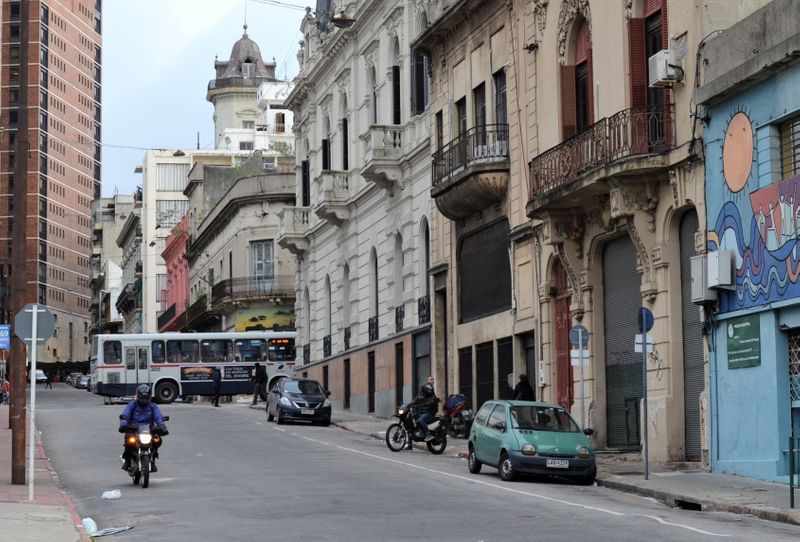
xmin=570 ymin=349 xmax=590 ymax=366
xmin=569 ymin=324 xmax=589 ymax=348
xmin=638 ymin=307 xmax=654 ymax=333
xmin=0 ymin=324 xmax=10 ymax=350
xmin=634 ymin=333 xmax=654 ymax=353
xmin=14 ymin=304 xmax=55 ymax=342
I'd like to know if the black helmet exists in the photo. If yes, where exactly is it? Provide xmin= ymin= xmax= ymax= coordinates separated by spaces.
xmin=422 ymin=383 xmax=434 ymax=395
xmin=136 ymin=384 xmax=151 ymax=406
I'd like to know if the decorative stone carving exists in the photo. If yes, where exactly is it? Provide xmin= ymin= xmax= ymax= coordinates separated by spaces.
xmin=557 ymin=0 xmax=592 ymax=65
xmin=555 ymin=242 xmax=580 ymax=295
xmin=533 ymin=0 xmax=549 ymax=34
xmin=625 ymin=0 xmax=634 ymax=19
xmin=626 ymin=215 xmax=653 ymax=286
xmin=609 ymin=183 xmax=659 ymax=232
xmin=554 ymin=218 xmax=585 ymax=258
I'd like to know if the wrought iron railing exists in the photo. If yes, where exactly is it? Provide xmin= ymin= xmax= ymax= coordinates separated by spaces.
xmin=432 ymin=124 xmax=509 ymax=187
xmin=528 ymin=106 xmax=675 ymax=199
xmin=418 ymin=295 xmax=430 ymax=325
xmin=395 ymin=305 xmax=405 ymax=334
xmin=323 ymin=334 xmax=332 ymax=358
xmin=343 ymin=326 xmax=351 ymax=351
xmin=186 ymin=294 xmax=208 ymax=324
xmin=368 ymin=316 xmax=379 ymax=342
xmin=157 ymin=303 xmax=176 ymax=330
xmin=211 ymin=275 xmax=294 ymax=303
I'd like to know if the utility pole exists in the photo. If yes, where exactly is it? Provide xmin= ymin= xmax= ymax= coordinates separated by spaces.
xmin=10 ymin=0 xmax=31 ymax=485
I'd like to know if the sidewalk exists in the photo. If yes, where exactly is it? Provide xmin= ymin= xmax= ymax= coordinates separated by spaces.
xmin=0 ymin=405 xmax=89 ymax=542
xmin=279 ymin=406 xmax=800 ymax=526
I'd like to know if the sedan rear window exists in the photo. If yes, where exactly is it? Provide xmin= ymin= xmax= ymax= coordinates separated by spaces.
xmin=510 ymin=406 xmax=580 ymax=433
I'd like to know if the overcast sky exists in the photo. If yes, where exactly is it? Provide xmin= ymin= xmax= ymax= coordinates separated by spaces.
xmin=101 ymin=0 xmax=305 ymax=197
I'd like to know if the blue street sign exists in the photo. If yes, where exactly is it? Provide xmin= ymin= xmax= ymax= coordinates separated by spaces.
xmin=638 ymin=307 xmax=654 ymax=333
xmin=0 ymin=324 xmax=9 ymax=350
xmin=569 ymin=324 xmax=589 ymax=348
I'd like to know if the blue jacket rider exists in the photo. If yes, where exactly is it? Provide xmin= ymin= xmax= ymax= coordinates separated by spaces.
xmin=120 ymin=384 xmax=166 ymax=471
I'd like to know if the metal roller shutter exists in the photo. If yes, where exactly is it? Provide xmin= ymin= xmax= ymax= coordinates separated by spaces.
xmin=603 ymin=236 xmax=643 ymax=449
xmin=680 ymin=211 xmax=704 ymax=460
xmin=498 ymin=337 xmax=514 ymax=399
xmin=475 ymin=342 xmax=494 ymax=409
xmin=459 ymin=347 xmax=473 ymax=407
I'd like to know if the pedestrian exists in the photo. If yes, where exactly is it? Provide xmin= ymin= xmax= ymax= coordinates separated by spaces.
xmin=211 ymin=366 xmax=222 ymax=407
xmin=513 ymin=374 xmax=536 ymax=401
xmin=1 ymin=379 xmax=10 ymax=405
xmin=44 ymin=371 xmax=53 ymax=389
xmin=251 ymin=362 xmax=267 ymax=405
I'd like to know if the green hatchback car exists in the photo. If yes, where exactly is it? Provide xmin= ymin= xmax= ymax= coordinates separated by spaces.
xmin=467 ymin=400 xmax=596 ymax=484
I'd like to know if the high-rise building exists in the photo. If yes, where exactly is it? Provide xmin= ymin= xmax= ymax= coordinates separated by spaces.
xmin=1 ymin=1 xmax=101 ymax=366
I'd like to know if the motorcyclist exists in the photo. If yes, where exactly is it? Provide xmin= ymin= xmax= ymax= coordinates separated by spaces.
xmin=409 ymin=383 xmax=438 ymax=442
xmin=119 ymin=384 xmax=167 ymax=472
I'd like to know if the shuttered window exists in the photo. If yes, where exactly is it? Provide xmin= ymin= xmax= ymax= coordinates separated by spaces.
xmin=155 ymin=200 xmax=188 ymax=228
xmin=458 ymin=220 xmax=512 ymax=322
xmin=156 ymin=163 xmax=190 ymax=191
xmin=781 ymin=116 xmax=800 ymax=179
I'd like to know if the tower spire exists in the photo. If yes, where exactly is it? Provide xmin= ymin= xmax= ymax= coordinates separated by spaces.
xmin=243 ymin=0 xmax=248 ymax=37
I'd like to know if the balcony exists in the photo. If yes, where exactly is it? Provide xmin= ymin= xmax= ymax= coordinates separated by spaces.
xmin=157 ymin=303 xmax=176 ymax=330
xmin=361 ymin=124 xmax=404 ymax=192
xmin=323 ymin=335 xmax=332 ymax=358
xmin=431 ymin=124 xmax=510 ymax=220
xmin=313 ymin=171 xmax=351 ymax=226
xmin=527 ymin=106 xmax=675 ymax=215
xmin=343 ymin=326 xmax=351 ymax=351
xmin=186 ymin=294 xmax=219 ymax=330
xmin=211 ymin=275 xmax=295 ymax=310
xmin=395 ymin=305 xmax=405 ymax=334
xmin=418 ymin=295 xmax=430 ymax=325
xmin=368 ymin=316 xmax=379 ymax=342
xmin=277 ymin=207 xmax=311 ymax=256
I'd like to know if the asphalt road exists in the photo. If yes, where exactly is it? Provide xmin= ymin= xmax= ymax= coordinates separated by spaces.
xmin=35 ymin=384 xmax=800 ymax=541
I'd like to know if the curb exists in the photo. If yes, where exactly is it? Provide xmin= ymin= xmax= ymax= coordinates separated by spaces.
xmin=333 ymin=421 xmax=468 ymax=459
xmin=36 ymin=439 xmax=91 ymax=542
xmin=596 ymin=476 xmax=800 ymax=527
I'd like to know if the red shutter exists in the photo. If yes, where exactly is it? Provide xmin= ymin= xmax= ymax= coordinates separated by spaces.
xmin=629 ymin=18 xmax=648 ymax=154
xmin=587 ymin=46 xmax=594 ymax=124
xmin=560 ymin=65 xmax=577 ymax=140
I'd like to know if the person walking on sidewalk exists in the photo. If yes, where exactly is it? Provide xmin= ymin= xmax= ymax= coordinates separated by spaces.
xmin=513 ymin=374 xmax=535 ymax=401
xmin=44 ymin=371 xmax=53 ymax=389
xmin=211 ymin=367 xmax=222 ymax=407
xmin=1 ymin=379 xmax=9 ymax=404
xmin=251 ymin=362 xmax=267 ymax=405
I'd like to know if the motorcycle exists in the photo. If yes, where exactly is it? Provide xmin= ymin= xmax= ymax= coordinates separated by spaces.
xmin=385 ymin=404 xmax=447 ymax=454
xmin=119 ymin=415 xmax=169 ymax=488
xmin=443 ymin=394 xmax=473 ymax=439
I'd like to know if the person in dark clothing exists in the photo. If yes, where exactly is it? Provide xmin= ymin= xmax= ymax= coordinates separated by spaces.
xmin=119 ymin=384 xmax=167 ymax=471
xmin=211 ymin=367 xmax=222 ymax=407
xmin=410 ymin=383 xmax=438 ymax=442
xmin=513 ymin=374 xmax=536 ymax=401
xmin=251 ymin=362 xmax=267 ymax=405
xmin=44 ymin=371 xmax=53 ymax=389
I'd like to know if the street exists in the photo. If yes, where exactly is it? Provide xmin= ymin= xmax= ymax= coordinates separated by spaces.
xmin=35 ymin=385 xmax=800 ymax=542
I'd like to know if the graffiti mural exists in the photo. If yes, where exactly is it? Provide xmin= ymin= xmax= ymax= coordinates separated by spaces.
xmin=233 ymin=305 xmax=295 ymax=332
xmin=708 ymin=110 xmax=800 ymax=311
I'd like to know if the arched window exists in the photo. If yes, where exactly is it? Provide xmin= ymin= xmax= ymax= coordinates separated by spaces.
xmin=370 ymin=248 xmax=379 ymax=317
xmin=324 ymin=275 xmax=332 ymax=337
xmin=341 ymin=94 xmax=349 ymax=170
xmin=420 ymin=218 xmax=430 ymax=297
xmin=391 ymin=37 xmax=401 ymax=125
xmin=560 ymin=17 xmax=593 ymax=139
xmin=321 ymin=116 xmax=331 ymax=171
xmin=394 ymin=233 xmax=404 ymax=306
xmin=342 ymin=263 xmax=351 ymax=327
xmin=304 ymin=286 xmax=311 ymax=342
xmin=369 ymin=66 xmax=378 ymax=124
xmin=301 ymin=137 xmax=310 ymax=207
xmin=243 ymin=58 xmax=254 ymax=78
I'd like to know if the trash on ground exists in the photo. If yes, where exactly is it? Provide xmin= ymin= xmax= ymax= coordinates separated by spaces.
xmin=101 ymin=489 xmax=121 ymax=499
xmin=81 ymin=517 xmax=97 ymax=535
xmin=93 ymin=526 xmax=134 ymax=537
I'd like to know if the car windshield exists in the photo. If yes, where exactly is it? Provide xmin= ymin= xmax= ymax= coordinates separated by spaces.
xmin=510 ymin=405 xmax=580 ymax=432
xmin=283 ymin=380 xmax=324 ymax=395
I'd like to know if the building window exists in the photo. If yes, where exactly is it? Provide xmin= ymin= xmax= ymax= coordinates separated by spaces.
xmin=781 ymin=116 xmax=800 ymax=179
xmin=274 ymin=112 xmax=285 ymax=133
xmin=242 ymin=120 xmax=255 ymax=129
xmin=455 ymin=98 xmax=467 ymax=137
xmin=370 ymin=66 xmax=378 ymax=124
xmin=301 ymin=160 xmax=310 ymax=207
xmin=155 ymin=164 xmax=190 ymax=191
xmin=341 ymin=117 xmax=349 ymax=171
xmin=239 ymin=141 xmax=254 ymax=151
xmin=243 ymin=60 xmax=253 ymax=78
xmin=392 ymin=65 xmax=401 ymax=125
xmin=411 ymin=50 xmax=430 ymax=116
xmin=155 ymin=200 xmax=188 ymax=229
xmin=251 ymin=240 xmax=274 ymax=278
xmin=494 ymin=70 xmax=507 ymax=126
xmin=473 ymin=83 xmax=486 ymax=145
xmin=457 ymin=220 xmax=512 ymax=323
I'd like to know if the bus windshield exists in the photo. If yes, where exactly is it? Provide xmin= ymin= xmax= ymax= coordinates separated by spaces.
xmin=268 ymin=338 xmax=295 ymax=361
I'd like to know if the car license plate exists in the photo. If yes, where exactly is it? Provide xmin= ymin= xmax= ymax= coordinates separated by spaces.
xmin=301 ymin=408 xmax=315 ymax=415
xmin=546 ymin=459 xmax=569 ymax=469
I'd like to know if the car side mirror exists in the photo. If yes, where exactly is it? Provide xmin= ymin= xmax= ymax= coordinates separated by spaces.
xmin=583 ymin=428 xmax=594 ymax=436
xmin=494 ymin=421 xmax=506 ymax=432
xmin=162 ymin=416 xmax=170 ymax=422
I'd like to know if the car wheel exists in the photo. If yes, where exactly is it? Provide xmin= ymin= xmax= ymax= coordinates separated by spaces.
xmin=468 ymin=446 xmax=482 ymax=474
xmin=499 ymin=452 xmax=517 ymax=482
xmin=266 ymin=401 xmax=274 ymax=422
xmin=276 ymin=408 xmax=284 ymax=425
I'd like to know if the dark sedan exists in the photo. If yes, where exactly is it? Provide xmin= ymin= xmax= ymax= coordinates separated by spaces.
xmin=267 ymin=378 xmax=331 ymax=426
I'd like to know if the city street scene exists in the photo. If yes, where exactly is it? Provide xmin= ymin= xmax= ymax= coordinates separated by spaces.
xmin=1 ymin=0 xmax=800 ymax=540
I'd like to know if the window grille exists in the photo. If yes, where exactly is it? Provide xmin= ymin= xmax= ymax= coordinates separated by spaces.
xmin=781 ymin=116 xmax=800 ymax=180
xmin=790 ymin=330 xmax=800 ymax=403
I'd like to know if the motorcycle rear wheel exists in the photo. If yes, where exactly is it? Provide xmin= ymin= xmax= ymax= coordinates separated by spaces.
xmin=385 ymin=423 xmax=408 ymax=452
xmin=426 ymin=434 xmax=447 ymax=454
xmin=132 ymin=469 xmax=140 ymax=485
xmin=141 ymin=456 xmax=150 ymax=488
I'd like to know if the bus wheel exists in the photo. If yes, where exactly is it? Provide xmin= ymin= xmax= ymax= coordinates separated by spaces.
xmin=155 ymin=381 xmax=178 ymax=404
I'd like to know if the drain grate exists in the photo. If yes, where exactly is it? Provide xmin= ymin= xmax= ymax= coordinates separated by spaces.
xmin=673 ymin=499 xmax=702 ymax=511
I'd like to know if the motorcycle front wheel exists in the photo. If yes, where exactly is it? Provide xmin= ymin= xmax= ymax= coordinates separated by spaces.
xmin=141 ymin=455 xmax=150 ymax=488
xmin=426 ymin=434 xmax=447 ymax=455
xmin=385 ymin=423 xmax=408 ymax=452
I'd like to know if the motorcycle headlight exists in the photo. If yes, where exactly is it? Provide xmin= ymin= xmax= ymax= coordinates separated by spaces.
xmin=397 ymin=408 xmax=404 ymax=416
xmin=323 ymin=398 xmax=331 ymax=407
xmin=521 ymin=443 xmax=536 ymax=456
xmin=279 ymin=396 xmax=292 ymax=407
xmin=578 ymin=446 xmax=591 ymax=459
xmin=139 ymin=433 xmax=152 ymax=445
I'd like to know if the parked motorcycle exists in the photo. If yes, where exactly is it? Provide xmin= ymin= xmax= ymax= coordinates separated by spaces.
xmin=442 ymin=394 xmax=473 ymax=439
xmin=119 ymin=415 xmax=168 ymax=488
xmin=385 ymin=404 xmax=447 ymax=454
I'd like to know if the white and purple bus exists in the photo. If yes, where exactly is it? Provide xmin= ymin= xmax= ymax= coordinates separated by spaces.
xmin=90 ymin=331 xmax=297 ymax=404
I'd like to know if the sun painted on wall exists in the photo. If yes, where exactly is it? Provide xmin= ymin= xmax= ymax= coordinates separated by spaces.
xmin=709 ymin=109 xmax=800 ymax=310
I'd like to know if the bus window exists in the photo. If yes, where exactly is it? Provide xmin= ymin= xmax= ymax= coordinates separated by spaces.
xmin=151 ymin=341 xmax=166 ymax=364
xmin=234 ymin=339 xmax=267 ymax=362
xmin=268 ymin=338 xmax=296 ymax=361
xmin=125 ymin=347 xmax=136 ymax=370
xmin=201 ymin=340 xmax=233 ymax=364
xmin=167 ymin=340 xmax=200 ymax=363
xmin=103 ymin=340 xmax=122 ymax=365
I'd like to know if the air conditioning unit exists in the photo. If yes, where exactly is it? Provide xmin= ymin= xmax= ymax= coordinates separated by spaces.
xmin=648 ymin=49 xmax=682 ymax=88
xmin=690 ymin=254 xmax=717 ymax=305
xmin=707 ymin=250 xmax=735 ymax=290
